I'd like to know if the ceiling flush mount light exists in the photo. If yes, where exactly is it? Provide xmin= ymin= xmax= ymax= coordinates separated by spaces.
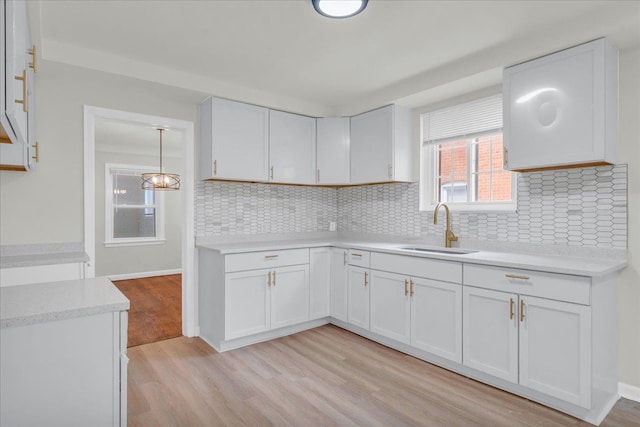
xmin=141 ymin=128 xmax=180 ymax=191
xmin=312 ymin=0 xmax=368 ymax=18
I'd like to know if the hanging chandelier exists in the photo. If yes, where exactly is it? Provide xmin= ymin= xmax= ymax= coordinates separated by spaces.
xmin=141 ymin=128 xmax=180 ymax=190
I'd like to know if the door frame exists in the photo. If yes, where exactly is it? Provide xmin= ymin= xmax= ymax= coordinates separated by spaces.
xmin=83 ymin=106 xmax=197 ymax=337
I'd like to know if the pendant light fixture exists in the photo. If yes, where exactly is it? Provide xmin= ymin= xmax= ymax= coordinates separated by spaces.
xmin=141 ymin=128 xmax=180 ymax=191
xmin=312 ymin=0 xmax=368 ymax=19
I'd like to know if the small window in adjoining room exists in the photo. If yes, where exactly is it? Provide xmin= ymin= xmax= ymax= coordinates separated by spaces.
xmin=420 ymin=95 xmax=517 ymax=212
xmin=105 ymin=164 xmax=165 ymax=247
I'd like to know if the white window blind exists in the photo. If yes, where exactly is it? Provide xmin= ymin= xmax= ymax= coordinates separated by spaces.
xmin=422 ymin=95 xmax=502 ymax=144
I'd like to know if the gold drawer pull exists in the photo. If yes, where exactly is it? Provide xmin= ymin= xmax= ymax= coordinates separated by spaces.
xmin=213 ymin=160 xmax=217 ymax=176
xmin=270 ymin=166 xmax=274 ymax=180
xmin=32 ymin=142 xmax=39 ymax=163
xmin=264 ymin=255 xmax=279 ymax=260
xmin=506 ymin=274 xmax=530 ymax=281
xmin=509 ymin=298 xmax=514 ymax=320
xmin=273 ymin=270 xmax=276 ymax=286
xmin=15 ymin=69 xmax=27 ymax=112
xmin=410 ymin=279 xmax=414 ymax=297
xmin=28 ymin=45 xmax=37 ymax=72
xmin=267 ymin=271 xmax=272 ymax=287
xmin=351 ymin=253 xmax=362 ymax=257
xmin=404 ymin=279 xmax=408 ymax=296
xmin=364 ymin=272 xmax=368 ymax=287
xmin=520 ymin=299 xmax=525 ymax=322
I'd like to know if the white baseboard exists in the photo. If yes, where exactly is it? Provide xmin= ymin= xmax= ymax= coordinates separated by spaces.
xmin=106 ymin=268 xmax=182 ymax=281
xmin=619 ymin=382 xmax=640 ymax=402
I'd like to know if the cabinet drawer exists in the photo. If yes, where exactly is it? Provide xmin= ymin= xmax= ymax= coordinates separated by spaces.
xmin=371 ymin=252 xmax=462 ymax=284
xmin=225 ymin=249 xmax=309 ymax=272
xmin=463 ymin=264 xmax=590 ymax=305
xmin=347 ymin=250 xmax=370 ymax=267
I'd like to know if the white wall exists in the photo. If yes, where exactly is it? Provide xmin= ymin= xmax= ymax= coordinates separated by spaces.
xmin=617 ymin=47 xmax=640 ymax=390
xmin=0 ymin=60 xmax=201 ymax=245
xmin=95 ymin=150 xmax=182 ymax=276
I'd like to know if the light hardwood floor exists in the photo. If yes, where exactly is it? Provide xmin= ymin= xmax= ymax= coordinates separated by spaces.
xmin=128 ymin=325 xmax=639 ymax=426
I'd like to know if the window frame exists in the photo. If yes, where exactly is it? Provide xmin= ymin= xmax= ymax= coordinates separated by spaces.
xmin=420 ymin=131 xmax=517 ymax=212
xmin=104 ymin=163 xmax=166 ymax=247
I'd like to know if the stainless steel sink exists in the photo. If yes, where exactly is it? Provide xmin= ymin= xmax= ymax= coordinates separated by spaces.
xmin=398 ymin=246 xmax=478 ymax=255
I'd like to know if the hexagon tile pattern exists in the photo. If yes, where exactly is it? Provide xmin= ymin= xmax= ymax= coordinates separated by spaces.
xmin=195 ymin=164 xmax=627 ymax=250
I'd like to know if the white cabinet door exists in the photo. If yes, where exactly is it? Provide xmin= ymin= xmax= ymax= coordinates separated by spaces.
xmin=350 ymin=105 xmax=412 ymax=184
xmin=270 ymin=264 xmax=310 ymax=329
xmin=347 ymin=265 xmax=370 ymax=330
xmin=330 ymin=248 xmax=348 ymax=322
xmin=225 ymin=269 xmax=270 ymax=339
xmin=350 ymin=106 xmax=393 ymax=184
xmin=370 ymin=270 xmax=410 ymax=344
xmin=199 ymin=96 xmax=269 ymax=181
xmin=309 ymin=247 xmax=331 ymax=319
xmin=411 ymin=278 xmax=462 ymax=363
xmin=0 ymin=140 xmax=31 ymax=171
xmin=269 ymin=110 xmax=316 ymax=184
xmin=2 ymin=0 xmax=30 ymax=145
xmin=519 ymin=296 xmax=592 ymax=408
xmin=463 ymin=287 xmax=518 ymax=383
xmin=504 ymin=38 xmax=617 ymax=171
xmin=316 ymin=117 xmax=350 ymax=184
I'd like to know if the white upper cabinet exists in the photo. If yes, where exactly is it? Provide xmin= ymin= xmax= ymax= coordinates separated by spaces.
xmin=350 ymin=105 xmax=413 ymax=184
xmin=199 ymin=96 xmax=269 ymax=181
xmin=1 ymin=0 xmax=33 ymax=146
xmin=503 ymin=38 xmax=618 ymax=171
xmin=269 ymin=110 xmax=316 ymax=185
xmin=316 ymin=117 xmax=350 ymax=185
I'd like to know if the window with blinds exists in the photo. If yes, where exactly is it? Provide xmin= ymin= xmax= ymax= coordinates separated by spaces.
xmin=105 ymin=164 xmax=166 ymax=246
xmin=420 ymin=95 xmax=517 ymax=211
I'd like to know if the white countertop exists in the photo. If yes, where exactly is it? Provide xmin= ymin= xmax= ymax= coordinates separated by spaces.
xmin=0 ymin=242 xmax=89 ymax=269
xmin=196 ymin=238 xmax=627 ymax=277
xmin=1 ymin=277 xmax=130 ymax=329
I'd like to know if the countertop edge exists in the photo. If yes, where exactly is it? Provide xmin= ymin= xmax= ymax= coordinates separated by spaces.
xmin=196 ymin=240 xmax=628 ymax=278
xmin=1 ymin=301 xmax=130 ymax=329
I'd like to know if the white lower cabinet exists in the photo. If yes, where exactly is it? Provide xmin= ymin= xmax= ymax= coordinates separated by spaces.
xmin=225 ymin=265 xmax=309 ymax=340
xmin=463 ymin=287 xmax=592 ymax=408
xmin=370 ymin=270 xmax=410 ymax=344
xmin=411 ymin=277 xmax=462 ymax=363
xmin=330 ymin=248 xmax=348 ymax=321
xmin=347 ymin=265 xmax=370 ymax=330
xmin=225 ymin=269 xmax=271 ymax=340
xmin=309 ymin=248 xmax=331 ymax=319
xmin=463 ymin=287 xmax=519 ymax=383
xmin=519 ymin=295 xmax=591 ymax=407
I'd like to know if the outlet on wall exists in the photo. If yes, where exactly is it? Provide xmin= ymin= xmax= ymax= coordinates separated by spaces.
xmin=329 ymin=221 xmax=337 ymax=232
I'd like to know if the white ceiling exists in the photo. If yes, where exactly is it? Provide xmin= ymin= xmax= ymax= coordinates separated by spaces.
xmin=30 ymin=0 xmax=640 ymax=116
xmin=95 ymin=120 xmax=182 ymax=158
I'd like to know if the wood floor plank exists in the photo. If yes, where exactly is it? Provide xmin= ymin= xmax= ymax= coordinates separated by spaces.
xmin=127 ymin=325 xmax=640 ymax=426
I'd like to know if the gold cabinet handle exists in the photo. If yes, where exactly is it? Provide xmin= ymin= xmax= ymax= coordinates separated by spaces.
xmin=268 ymin=271 xmax=272 ymax=287
xmin=404 ymin=279 xmax=408 ymax=296
xmin=351 ymin=253 xmax=362 ymax=257
xmin=509 ymin=298 xmax=514 ymax=320
xmin=520 ymin=299 xmax=525 ymax=322
xmin=15 ymin=69 xmax=27 ymax=112
xmin=28 ymin=45 xmax=37 ymax=72
xmin=364 ymin=272 xmax=368 ymax=287
xmin=32 ymin=142 xmax=39 ymax=163
xmin=270 ymin=166 xmax=274 ymax=180
xmin=506 ymin=274 xmax=530 ymax=281
xmin=410 ymin=279 xmax=414 ymax=297
xmin=343 ymin=251 xmax=347 ymax=265
xmin=264 ymin=255 xmax=279 ymax=260
xmin=503 ymin=147 xmax=509 ymax=167
xmin=213 ymin=160 xmax=217 ymax=176
xmin=273 ymin=270 xmax=276 ymax=286
xmin=387 ymin=164 xmax=392 ymax=179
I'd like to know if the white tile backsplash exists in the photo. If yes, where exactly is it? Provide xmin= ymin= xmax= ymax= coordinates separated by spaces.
xmin=195 ymin=164 xmax=627 ymax=250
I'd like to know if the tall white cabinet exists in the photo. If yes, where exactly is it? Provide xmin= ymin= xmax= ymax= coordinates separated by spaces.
xmin=199 ymin=96 xmax=269 ymax=181
xmin=350 ymin=105 xmax=412 ymax=184
xmin=503 ymin=38 xmax=618 ymax=171
xmin=269 ymin=110 xmax=316 ymax=185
